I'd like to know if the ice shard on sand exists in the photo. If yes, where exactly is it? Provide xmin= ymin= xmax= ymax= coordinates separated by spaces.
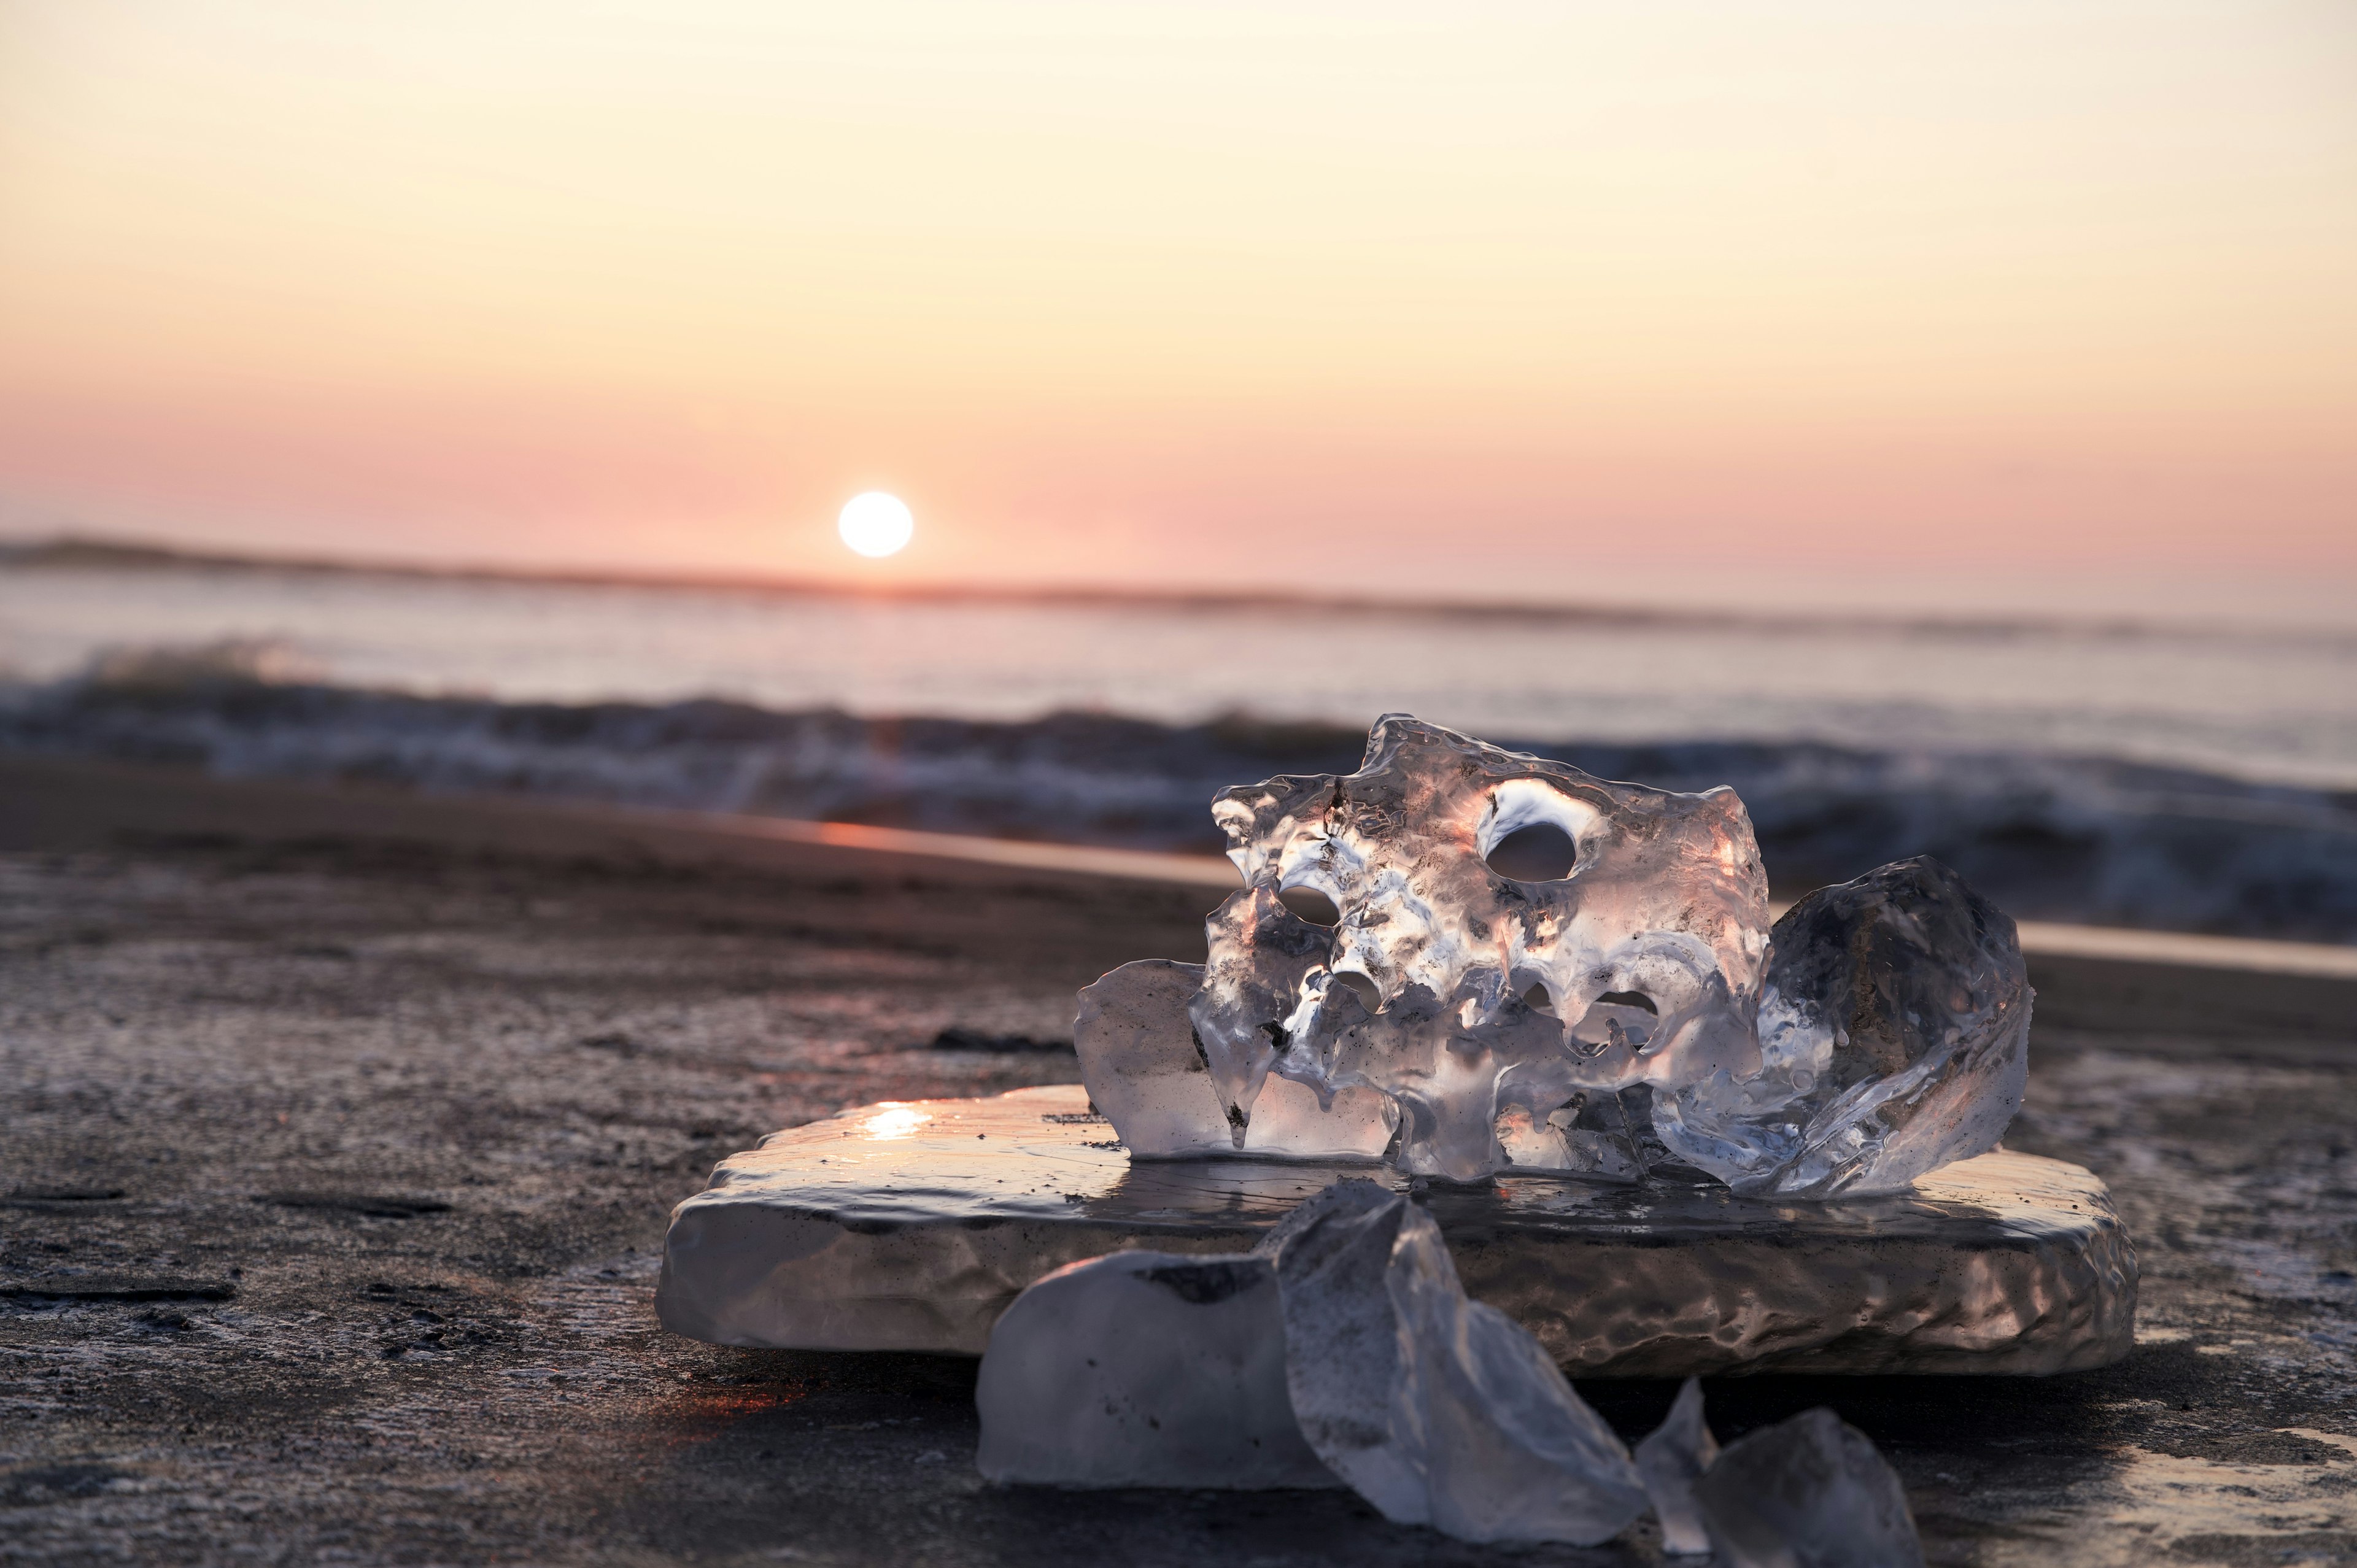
xmin=973 ymin=1181 xmax=1929 ymax=1557
xmin=975 ymin=1180 xmax=1649 ymax=1545
xmin=1693 ymin=1405 xmax=1926 ymax=1567
xmin=1635 ymin=1377 xmax=1720 ymax=1556
xmin=973 ymin=1249 xmax=1334 ymax=1489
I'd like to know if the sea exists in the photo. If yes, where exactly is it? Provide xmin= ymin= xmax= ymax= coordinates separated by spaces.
xmin=4 ymin=545 xmax=2354 ymax=941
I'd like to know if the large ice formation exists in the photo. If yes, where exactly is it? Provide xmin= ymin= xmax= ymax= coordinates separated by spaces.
xmin=973 ymin=1180 xmax=1649 ymax=1545
xmin=1074 ymin=714 xmax=2029 ymax=1194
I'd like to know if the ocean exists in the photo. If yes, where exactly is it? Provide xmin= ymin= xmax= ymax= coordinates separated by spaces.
xmin=4 ymin=547 xmax=2354 ymax=941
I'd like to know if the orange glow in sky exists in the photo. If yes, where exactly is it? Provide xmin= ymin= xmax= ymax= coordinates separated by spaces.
xmin=0 ymin=2 xmax=2351 ymax=608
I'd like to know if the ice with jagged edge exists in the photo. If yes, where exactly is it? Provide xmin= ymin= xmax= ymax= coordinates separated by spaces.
xmin=1636 ymin=1378 xmax=1720 ymax=1556
xmin=1693 ymin=1406 xmax=1926 ymax=1567
xmin=1261 ymin=1180 xmax=1649 ymax=1543
xmin=972 ymin=1181 xmax=1930 ymax=1553
xmin=1636 ymin=1377 xmax=1924 ymax=1564
xmin=975 ymin=1180 xmax=1649 ymax=1544
xmin=1074 ymin=714 xmax=2030 ymax=1194
xmin=1660 ymin=854 xmax=2031 ymax=1197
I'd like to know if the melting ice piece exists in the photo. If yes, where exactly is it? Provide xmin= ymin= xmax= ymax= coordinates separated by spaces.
xmin=1692 ymin=1407 xmax=1924 ymax=1568
xmin=973 ymin=1249 xmax=1338 ymax=1489
xmin=1635 ymin=1377 xmax=1720 ymax=1556
xmin=1075 ymin=718 xmax=2030 ymax=1197
xmin=1072 ymin=960 xmax=1228 ymax=1157
xmin=1190 ymin=714 xmax=1772 ymax=1181
xmin=1656 ymin=856 xmax=2032 ymax=1197
xmin=1075 ymin=960 xmax=1393 ymax=1160
xmin=1260 ymin=1180 xmax=1649 ymax=1544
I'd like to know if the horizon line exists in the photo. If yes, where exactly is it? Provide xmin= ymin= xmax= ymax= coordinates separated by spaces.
xmin=0 ymin=530 xmax=2331 ymax=647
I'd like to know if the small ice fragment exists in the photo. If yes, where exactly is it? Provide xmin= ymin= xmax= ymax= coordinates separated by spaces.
xmin=1258 ymin=1180 xmax=1649 ymax=1544
xmin=1074 ymin=959 xmax=1393 ymax=1160
xmin=973 ymin=1249 xmax=1337 ymax=1489
xmin=1692 ymin=1407 xmax=1924 ymax=1568
xmin=1635 ymin=1377 xmax=1720 ymax=1555
xmin=1071 ymin=960 xmax=1231 ymax=1157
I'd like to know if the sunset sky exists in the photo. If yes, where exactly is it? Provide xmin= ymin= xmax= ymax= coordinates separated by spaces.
xmin=1 ymin=2 xmax=2351 ymax=613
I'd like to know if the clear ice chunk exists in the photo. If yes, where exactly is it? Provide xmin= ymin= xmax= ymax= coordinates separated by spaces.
xmin=1072 ymin=960 xmax=1229 ymax=1157
xmin=970 ymin=1184 xmax=1936 ymax=1550
xmin=1189 ymin=714 xmax=1773 ymax=1182
xmin=1655 ymin=855 xmax=2032 ymax=1197
xmin=1635 ymin=1377 xmax=1720 ymax=1556
xmin=973 ymin=1249 xmax=1339 ymax=1489
xmin=1072 ymin=717 xmax=2032 ymax=1195
xmin=1259 ymin=1180 xmax=1649 ymax=1544
xmin=1692 ymin=1406 xmax=1925 ymax=1568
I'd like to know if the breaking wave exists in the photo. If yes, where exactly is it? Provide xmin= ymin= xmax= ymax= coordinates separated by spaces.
xmin=4 ymin=639 xmax=2354 ymax=941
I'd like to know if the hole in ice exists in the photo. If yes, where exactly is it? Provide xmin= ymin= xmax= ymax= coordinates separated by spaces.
xmin=1277 ymin=886 xmax=1342 ymax=926
xmin=1331 ymin=970 xmax=1381 ymax=1010
xmin=1595 ymin=990 xmax=1658 ymax=1015
xmin=1484 ymin=822 xmax=1577 ymax=882
xmin=1522 ymin=983 xmax=1555 ymax=1015
xmin=1477 ymin=779 xmax=1596 ymax=880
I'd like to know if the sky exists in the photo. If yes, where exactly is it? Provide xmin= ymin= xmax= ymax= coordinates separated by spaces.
xmin=1 ymin=1 xmax=2352 ymax=617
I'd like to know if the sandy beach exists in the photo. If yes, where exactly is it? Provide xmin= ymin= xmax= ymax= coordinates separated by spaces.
xmin=4 ymin=754 xmax=2356 ymax=1566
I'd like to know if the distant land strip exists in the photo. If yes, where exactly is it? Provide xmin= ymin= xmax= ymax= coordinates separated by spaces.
xmin=2 ymin=532 xmax=2334 ymax=647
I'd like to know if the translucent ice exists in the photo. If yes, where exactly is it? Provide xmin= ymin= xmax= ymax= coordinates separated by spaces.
xmin=1260 ymin=1180 xmax=1649 ymax=1544
xmin=1188 ymin=714 xmax=1773 ymax=1182
xmin=1693 ymin=1406 xmax=1925 ymax=1568
xmin=1070 ymin=959 xmax=1230 ymax=1158
xmin=1070 ymin=717 xmax=2032 ymax=1194
xmin=973 ymin=1249 xmax=1337 ymax=1489
xmin=970 ymin=1185 xmax=1933 ymax=1551
xmin=972 ymin=1179 xmax=1647 ymax=1536
xmin=1655 ymin=855 xmax=2032 ymax=1197
xmin=1635 ymin=1377 xmax=1720 ymax=1555
xmin=1074 ymin=959 xmax=1394 ymax=1160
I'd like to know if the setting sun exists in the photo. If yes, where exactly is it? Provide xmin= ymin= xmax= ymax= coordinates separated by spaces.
xmin=837 ymin=492 xmax=913 ymax=558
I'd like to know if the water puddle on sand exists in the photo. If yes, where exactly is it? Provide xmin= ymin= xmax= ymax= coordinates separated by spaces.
xmin=1973 ymin=1432 xmax=2357 ymax=1566
xmin=2094 ymin=1439 xmax=2355 ymax=1554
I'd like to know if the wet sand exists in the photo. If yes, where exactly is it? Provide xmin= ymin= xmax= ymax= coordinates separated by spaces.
xmin=3 ymin=755 xmax=2355 ymax=1566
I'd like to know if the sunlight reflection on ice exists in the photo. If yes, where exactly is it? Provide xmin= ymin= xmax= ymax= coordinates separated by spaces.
xmin=862 ymin=1105 xmax=932 ymax=1140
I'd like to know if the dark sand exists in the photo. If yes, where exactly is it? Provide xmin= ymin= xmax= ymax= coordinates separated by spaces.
xmin=3 ymin=755 xmax=2354 ymax=1567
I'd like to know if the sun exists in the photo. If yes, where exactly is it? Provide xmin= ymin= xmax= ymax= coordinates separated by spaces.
xmin=837 ymin=492 xmax=913 ymax=558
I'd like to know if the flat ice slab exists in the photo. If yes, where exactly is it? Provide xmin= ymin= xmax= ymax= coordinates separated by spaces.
xmin=656 ymin=1086 xmax=2135 ymax=1376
